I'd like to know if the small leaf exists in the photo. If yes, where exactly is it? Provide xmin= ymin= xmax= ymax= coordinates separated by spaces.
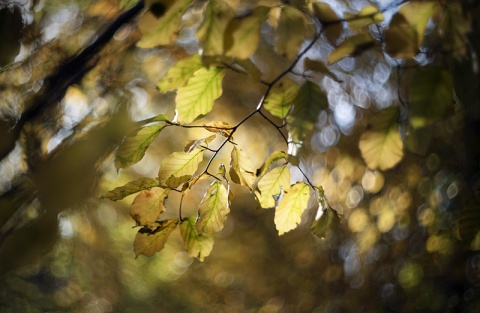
xmin=311 ymin=206 xmax=342 ymax=239
xmin=256 ymin=150 xmax=288 ymax=177
xmin=346 ymin=5 xmax=384 ymax=30
xmin=196 ymin=181 xmax=230 ymax=234
xmin=327 ymin=33 xmax=375 ymax=64
xmin=158 ymin=149 xmax=204 ymax=188
xmin=102 ymin=177 xmax=159 ymax=201
xmin=264 ymin=79 xmax=300 ymax=119
xmin=184 ymin=135 xmax=216 ymax=153
xmin=176 ymin=67 xmax=225 ymax=124
xmin=255 ymin=165 xmax=290 ymax=209
xmin=229 ymin=146 xmax=256 ymax=191
xmin=130 ymin=187 xmax=170 ymax=226
xmin=115 ymin=124 xmax=166 ymax=169
xmin=309 ymin=2 xmax=343 ymax=44
xmin=275 ymin=182 xmax=311 ymax=235
xmin=275 ymin=5 xmax=307 ymax=60
xmin=359 ymin=107 xmax=403 ymax=171
xmin=180 ymin=216 xmax=214 ymax=261
xmin=303 ymin=58 xmax=342 ymax=83
xmin=157 ymin=54 xmax=203 ymax=93
xmin=134 ymin=218 xmax=179 ymax=258
xmin=203 ymin=121 xmax=234 ymax=138
xmin=196 ymin=0 xmax=233 ymax=57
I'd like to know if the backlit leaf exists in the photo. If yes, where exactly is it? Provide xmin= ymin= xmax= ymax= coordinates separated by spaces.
xmin=196 ymin=181 xmax=230 ymax=234
xmin=232 ymin=58 xmax=263 ymax=81
xmin=255 ymin=165 xmax=290 ymax=209
xmin=264 ymin=79 xmax=299 ymax=119
xmin=311 ymin=205 xmax=342 ymax=239
xmin=309 ymin=2 xmax=343 ymax=44
xmin=158 ymin=149 xmax=204 ymax=188
xmin=203 ymin=121 xmax=234 ymax=138
xmin=176 ymin=67 xmax=225 ymax=124
xmin=256 ymin=150 xmax=288 ymax=177
xmin=101 ymin=177 xmax=159 ymax=201
xmin=327 ymin=33 xmax=375 ymax=64
xmin=157 ymin=54 xmax=203 ymax=93
xmin=180 ymin=216 xmax=214 ymax=261
xmin=346 ymin=5 xmax=383 ymax=30
xmin=196 ymin=0 xmax=233 ymax=57
xmin=359 ymin=107 xmax=403 ymax=171
xmin=115 ymin=124 xmax=166 ymax=170
xmin=275 ymin=6 xmax=306 ymax=60
xmin=275 ymin=182 xmax=311 ymax=235
xmin=130 ymin=187 xmax=169 ymax=226
xmin=184 ymin=135 xmax=216 ymax=153
xmin=229 ymin=146 xmax=256 ymax=191
xmin=134 ymin=218 xmax=179 ymax=258
xmin=303 ymin=58 xmax=342 ymax=83
xmin=287 ymin=81 xmax=328 ymax=143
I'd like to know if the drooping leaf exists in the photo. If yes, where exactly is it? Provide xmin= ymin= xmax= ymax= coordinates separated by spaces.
xmin=346 ymin=5 xmax=383 ymax=30
xmin=275 ymin=5 xmax=307 ymax=60
xmin=229 ymin=146 xmax=256 ymax=191
xmin=151 ymin=114 xmax=171 ymax=122
xmin=115 ymin=124 xmax=166 ymax=169
xmin=409 ymin=65 xmax=453 ymax=128
xmin=256 ymin=150 xmax=288 ymax=177
xmin=224 ymin=6 xmax=270 ymax=59
xmin=203 ymin=121 xmax=234 ymax=138
xmin=309 ymin=2 xmax=343 ymax=44
xmin=196 ymin=181 xmax=230 ymax=234
xmin=134 ymin=218 xmax=179 ymax=258
xmin=137 ymin=0 xmax=192 ymax=48
xmin=101 ymin=177 xmax=159 ymax=201
xmin=180 ymin=216 xmax=214 ymax=261
xmin=158 ymin=149 xmax=204 ymax=188
xmin=359 ymin=107 xmax=403 ymax=171
xmin=303 ymin=58 xmax=342 ymax=83
xmin=157 ymin=54 xmax=203 ymax=93
xmin=287 ymin=81 xmax=328 ymax=143
xmin=232 ymin=58 xmax=263 ymax=81
xmin=130 ymin=187 xmax=169 ymax=226
xmin=264 ymin=79 xmax=300 ymax=119
xmin=175 ymin=67 xmax=225 ymax=124
xmin=327 ymin=33 xmax=375 ymax=64
xmin=311 ymin=205 xmax=342 ymax=239
xmin=184 ymin=135 xmax=216 ymax=153
xmin=196 ymin=0 xmax=233 ymax=57
xmin=275 ymin=182 xmax=311 ymax=235
xmin=255 ymin=165 xmax=290 ymax=209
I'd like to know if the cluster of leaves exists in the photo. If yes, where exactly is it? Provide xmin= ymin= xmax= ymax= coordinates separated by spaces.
xmin=102 ymin=0 xmax=473 ymax=260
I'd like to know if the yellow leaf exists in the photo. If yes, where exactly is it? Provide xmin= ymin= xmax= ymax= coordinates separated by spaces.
xmin=158 ymin=149 xmax=204 ymax=188
xmin=130 ymin=187 xmax=169 ymax=226
xmin=196 ymin=181 xmax=230 ymax=234
xmin=180 ymin=216 xmax=214 ymax=261
xmin=256 ymin=150 xmax=288 ymax=177
xmin=196 ymin=0 xmax=233 ymax=57
xmin=264 ymin=78 xmax=299 ymax=119
xmin=275 ymin=6 xmax=307 ymax=60
xmin=184 ymin=135 xmax=216 ymax=153
xmin=101 ymin=177 xmax=159 ymax=201
xmin=157 ymin=54 xmax=203 ymax=93
xmin=303 ymin=57 xmax=342 ymax=83
xmin=229 ymin=146 xmax=256 ymax=191
xmin=134 ymin=218 xmax=179 ymax=258
xmin=255 ymin=165 xmax=290 ymax=209
xmin=275 ymin=182 xmax=311 ymax=235
xmin=203 ymin=121 xmax=234 ymax=138
xmin=346 ymin=5 xmax=383 ymax=30
xmin=327 ymin=33 xmax=375 ymax=64
xmin=309 ymin=2 xmax=343 ymax=45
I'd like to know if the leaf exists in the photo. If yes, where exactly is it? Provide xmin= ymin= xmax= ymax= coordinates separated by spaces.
xmin=196 ymin=181 xmax=230 ymax=234
xmin=346 ymin=5 xmax=383 ymax=30
xmin=275 ymin=5 xmax=307 ymax=60
xmin=130 ymin=187 xmax=169 ymax=226
xmin=409 ymin=65 xmax=453 ymax=128
xmin=255 ymin=165 xmax=290 ymax=209
xmin=115 ymin=124 xmax=166 ymax=169
xmin=203 ymin=121 xmax=234 ymax=138
xmin=137 ymin=0 xmax=192 ymax=48
xmin=196 ymin=0 xmax=233 ymax=57
xmin=229 ymin=146 xmax=256 ymax=191
xmin=275 ymin=182 xmax=311 ymax=235
xmin=311 ymin=206 xmax=342 ymax=239
xmin=151 ymin=114 xmax=171 ymax=122
xmin=264 ymin=79 xmax=300 ymax=119
xmin=180 ymin=216 xmax=214 ymax=261
xmin=101 ymin=177 xmax=159 ymax=201
xmin=256 ymin=150 xmax=288 ymax=177
xmin=224 ymin=6 xmax=270 ymax=59
xmin=327 ymin=33 xmax=375 ymax=64
xmin=309 ymin=2 xmax=343 ymax=44
xmin=184 ymin=135 xmax=216 ymax=153
xmin=359 ymin=107 xmax=404 ymax=171
xmin=157 ymin=54 xmax=203 ymax=93
xmin=232 ymin=58 xmax=263 ymax=81
xmin=303 ymin=58 xmax=342 ymax=83
xmin=384 ymin=1 xmax=437 ymax=58
xmin=158 ymin=149 xmax=204 ymax=188
xmin=134 ymin=218 xmax=179 ymax=258
xmin=175 ymin=67 xmax=225 ymax=124
xmin=287 ymin=81 xmax=328 ymax=143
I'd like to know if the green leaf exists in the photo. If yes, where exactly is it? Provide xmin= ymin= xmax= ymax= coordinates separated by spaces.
xmin=287 ymin=81 xmax=328 ymax=143
xmin=275 ymin=5 xmax=306 ymax=60
xmin=196 ymin=0 xmax=233 ymax=57
xmin=256 ymin=150 xmax=288 ymax=177
xmin=196 ymin=181 xmax=230 ymax=234
xmin=115 ymin=124 xmax=166 ymax=170
xmin=180 ymin=216 xmax=214 ymax=261
xmin=157 ymin=54 xmax=203 ymax=93
xmin=327 ymin=33 xmax=375 ymax=64
xmin=130 ymin=187 xmax=169 ymax=226
xmin=101 ymin=177 xmax=159 ymax=201
xmin=158 ymin=149 xmax=204 ymax=188
xmin=255 ymin=165 xmax=290 ymax=209
xmin=264 ymin=79 xmax=299 ymax=119
xmin=151 ymin=114 xmax=171 ymax=122
xmin=275 ymin=182 xmax=311 ymax=235
xmin=175 ymin=67 xmax=225 ymax=124
xmin=346 ymin=5 xmax=383 ymax=30
xmin=311 ymin=205 xmax=342 ymax=239
xmin=137 ymin=0 xmax=192 ymax=48
xmin=409 ymin=65 xmax=453 ymax=128
xmin=229 ymin=146 xmax=256 ymax=191
xmin=309 ymin=2 xmax=343 ymax=44
xmin=303 ymin=58 xmax=342 ymax=83
xmin=134 ymin=218 xmax=179 ymax=258
xmin=224 ymin=6 xmax=270 ymax=59
xmin=231 ymin=58 xmax=263 ymax=81
xmin=184 ymin=135 xmax=216 ymax=153
xmin=359 ymin=107 xmax=404 ymax=171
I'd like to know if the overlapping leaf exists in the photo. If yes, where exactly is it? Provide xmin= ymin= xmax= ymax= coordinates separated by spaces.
xmin=275 ymin=5 xmax=306 ymax=60
xmin=158 ymin=149 xmax=204 ymax=188
xmin=255 ymin=165 xmax=290 ymax=209
xmin=196 ymin=0 xmax=232 ymax=57
xmin=134 ymin=218 xmax=179 ymax=257
xmin=203 ymin=121 xmax=234 ymax=138
xmin=264 ymin=79 xmax=299 ymax=119
xmin=180 ymin=216 xmax=214 ymax=261
xmin=196 ymin=181 xmax=230 ymax=234
xmin=256 ymin=150 xmax=287 ymax=177
xmin=157 ymin=54 xmax=203 ymax=93
xmin=229 ymin=146 xmax=256 ymax=191
xmin=175 ymin=67 xmax=225 ymax=124
xmin=346 ymin=5 xmax=383 ymax=30
xmin=303 ymin=58 xmax=342 ymax=83
xmin=309 ymin=2 xmax=343 ymax=44
xmin=275 ymin=182 xmax=311 ymax=235
xmin=130 ymin=187 xmax=169 ymax=226
xmin=327 ymin=33 xmax=375 ymax=64
xmin=184 ymin=135 xmax=216 ymax=153
xmin=102 ymin=177 xmax=159 ymax=201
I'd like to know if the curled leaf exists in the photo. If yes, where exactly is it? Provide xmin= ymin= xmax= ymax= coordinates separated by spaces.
xmin=134 ymin=218 xmax=179 ymax=258
xmin=196 ymin=181 xmax=230 ymax=234
xmin=180 ymin=217 xmax=214 ymax=261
